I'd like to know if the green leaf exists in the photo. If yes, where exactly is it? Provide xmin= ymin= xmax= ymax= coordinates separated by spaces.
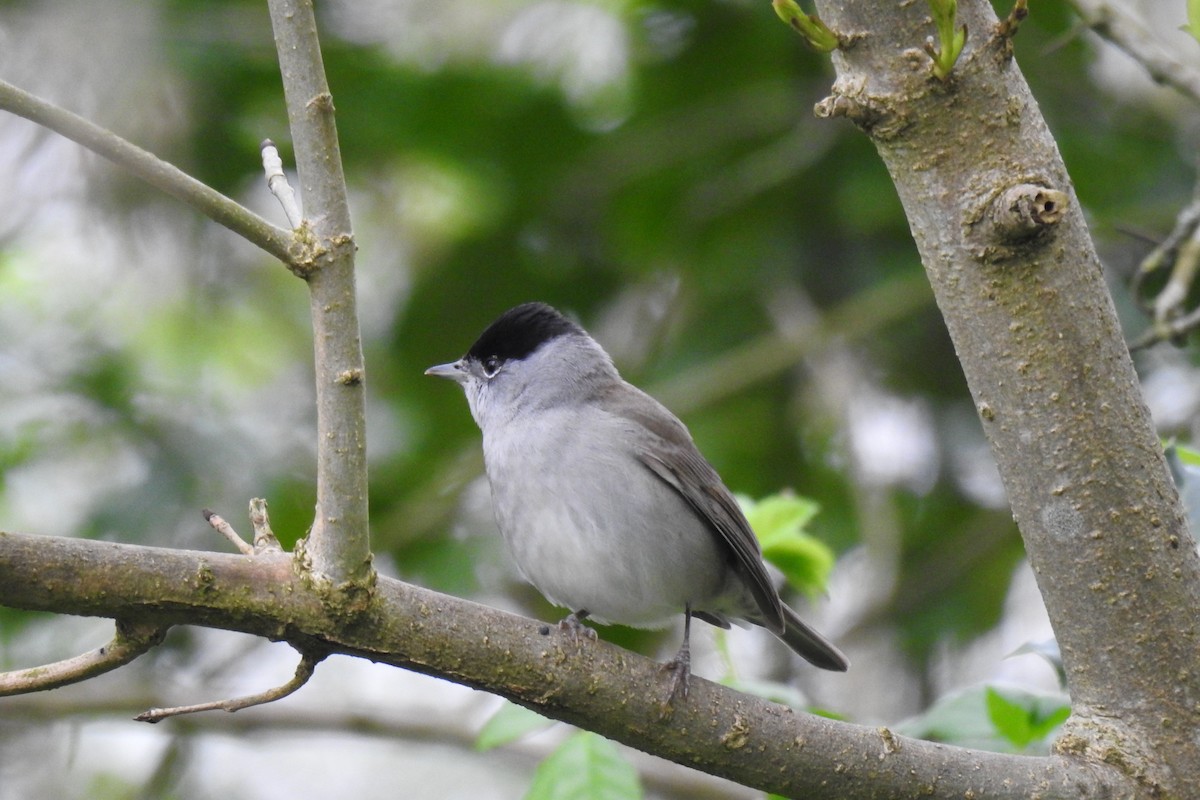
xmin=476 ymin=701 xmax=555 ymax=751
xmin=740 ymin=493 xmax=835 ymax=596
xmin=985 ymin=687 xmax=1070 ymax=750
xmin=1172 ymin=440 xmax=1200 ymax=468
xmin=1035 ymin=706 xmax=1070 ymax=739
xmin=742 ymin=492 xmax=820 ymax=539
xmin=895 ymin=685 xmax=1006 ymax=750
xmin=771 ymin=0 xmax=840 ymax=52
xmin=761 ymin=535 xmax=836 ymax=598
xmin=985 ymin=687 xmax=1033 ymax=747
xmin=925 ymin=0 xmax=966 ymax=80
xmin=524 ymin=732 xmax=642 ymax=800
xmin=1188 ymin=0 xmax=1200 ymax=42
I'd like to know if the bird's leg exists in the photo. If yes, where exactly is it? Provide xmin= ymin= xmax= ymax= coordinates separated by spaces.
xmin=556 ymin=609 xmax=597 ymax=645
xmin=661 ymin=604 xmax=693 ymax=708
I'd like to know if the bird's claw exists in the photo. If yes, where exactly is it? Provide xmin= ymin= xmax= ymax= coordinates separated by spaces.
xmin=662 ymin=659 xmax=689 ymax=709
xmin=658 ymin=641 xmax=691 ymax=717
xmin=557 ymin=611 xmax=597 ymax=646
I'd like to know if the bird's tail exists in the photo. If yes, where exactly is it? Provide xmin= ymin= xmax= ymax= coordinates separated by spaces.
xmin=777 ymin=603 xmax=849 ymax=672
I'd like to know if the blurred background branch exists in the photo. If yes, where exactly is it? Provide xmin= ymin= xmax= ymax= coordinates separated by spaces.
xmin=1067 ymin=0 xmax=1200 ymax=103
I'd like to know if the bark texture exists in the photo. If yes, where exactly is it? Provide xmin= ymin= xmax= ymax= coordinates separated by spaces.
xmin=811 ymin=0 xmax=1200 ymax=794
xmin=269 ymin=0 xmax=372 ymax=588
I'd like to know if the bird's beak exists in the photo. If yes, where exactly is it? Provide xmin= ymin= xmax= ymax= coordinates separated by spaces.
xmin=425 ymin=360 xmax=468 ymax=384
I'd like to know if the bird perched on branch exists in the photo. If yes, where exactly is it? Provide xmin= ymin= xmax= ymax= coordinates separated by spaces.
xmin=427 ymin=302 xmax=848 ymax=700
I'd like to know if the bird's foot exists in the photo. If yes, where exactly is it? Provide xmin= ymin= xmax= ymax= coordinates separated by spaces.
xmin=556 ymin=610 xmax=597 ymax=646
xmin=658 ymin=643 xmax=691 ymax=716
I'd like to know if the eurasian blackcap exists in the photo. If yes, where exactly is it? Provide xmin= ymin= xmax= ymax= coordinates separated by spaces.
xmin=427 ymin=302 xmax=848 ymax=697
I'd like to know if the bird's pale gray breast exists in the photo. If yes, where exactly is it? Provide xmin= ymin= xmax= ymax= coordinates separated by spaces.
xmin=482 ymin=404 xmax=728 ymax=627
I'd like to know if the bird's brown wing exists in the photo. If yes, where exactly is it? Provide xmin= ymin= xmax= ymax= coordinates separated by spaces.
xmin=601 ymin=383 xmax=786 ymax=633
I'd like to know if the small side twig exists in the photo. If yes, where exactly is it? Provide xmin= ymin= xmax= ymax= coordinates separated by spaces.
xmin=250 ymin=497 xmax=284 ymax=553
xmin=261 ymin=139 xmax=304 ymax=229
xmin=1131 ymin=303 xmax=1200 ymax=350
xmin=205 ymin=500 xmax=284 ymax=555
xmin=1130 ymin=193 xmax=1200 ymax=348
xmin=135 ymin=646 xmax=326 ymax=723
xmin=997 ymin=0 xmax=1028 ymax=39
xmin=0 ymin=620 xmax=167 ymax=696
xmin=1153 ymin=227 xmax=1200 ymax=324
xmin=203 ymin=508 xmax=254 ymax=555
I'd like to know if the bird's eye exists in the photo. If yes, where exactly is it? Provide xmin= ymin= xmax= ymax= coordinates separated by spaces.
xmin=482 ymin=355 xmax=503 ymax=376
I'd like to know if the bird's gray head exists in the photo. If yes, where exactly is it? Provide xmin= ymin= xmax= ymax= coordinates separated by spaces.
xmin=426 ymin=302 xmax=619 ymax=428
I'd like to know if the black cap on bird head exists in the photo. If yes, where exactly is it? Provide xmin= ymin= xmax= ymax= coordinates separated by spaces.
xmin=466 ymin=303 xmax=584 ymax=364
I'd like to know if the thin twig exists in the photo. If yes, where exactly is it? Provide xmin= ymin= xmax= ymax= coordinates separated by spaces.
xmin=135 ymin=647 xmax=326 ymax=723
xmin=0 ymin=620 xmax=167 ymax=696
xmin=1154 ymin=224 xmax=1200 ymax=324
xmin=203 ymin=508 xmax=255 ymax=555
xmin=0 ymin=78 xmax=296 ymax=265
xmin=0 ymin=693 xmax=759 ymax=800
xmin=204 ymin=501 xmax=284 ymax=555
xmin=1130 ymin=191 xmax=1200 ymax=348
xmin=260 ymin=139 xmax=304 ymax=229
xmin=250 ymin=497 xmax=284 ymax=553
xmin=997 ymin=0 xmax=1029 ymax=39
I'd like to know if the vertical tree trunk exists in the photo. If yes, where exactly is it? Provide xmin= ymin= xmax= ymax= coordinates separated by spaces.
xmin=268 ymin=0 xmax=373 ymax=589
xmin=812 ymin=0 xmax=1200 ymax=792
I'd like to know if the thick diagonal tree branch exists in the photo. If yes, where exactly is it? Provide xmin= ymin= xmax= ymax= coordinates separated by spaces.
xmin=0 ymin=530 xmax=1127 ymax=798
xmin=812 ymin=0 xmax=1200 ymax=794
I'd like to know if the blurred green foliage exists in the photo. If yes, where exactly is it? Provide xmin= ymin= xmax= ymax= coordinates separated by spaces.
xmin=476 ymin=702 xmax=556 ymax=752
xmin=525 ymin=731 xmax=643 ymax=800
xmin=740 ymin=491 xmax=833 ymax=598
